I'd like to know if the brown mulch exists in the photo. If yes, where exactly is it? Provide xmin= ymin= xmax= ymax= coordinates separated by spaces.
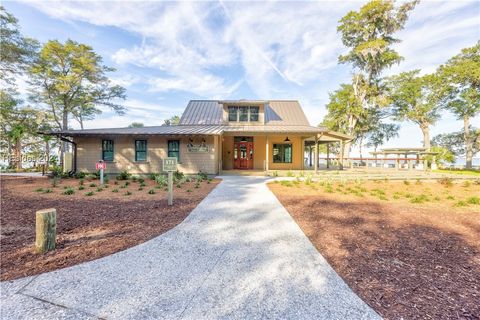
xmin=268 ymin=181 xmax=480 ymax=320
xmin=1 ymin=176 xmax=220 ymax=281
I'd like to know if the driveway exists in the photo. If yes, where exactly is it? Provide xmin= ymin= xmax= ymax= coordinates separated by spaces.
xmin=1 ymin=176 xmax=379 ymax=320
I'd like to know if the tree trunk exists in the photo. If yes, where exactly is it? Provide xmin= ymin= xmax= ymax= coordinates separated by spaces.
xmin=60 ymin=111 xmax=68 ymax=169
xmin=420 ymin=124 xmax=431 ymax=150
xmin=463 ymin=116 xmax=473 ymax=169
xmin=45 ymin=140 xmax=50 ymax=169
xmin=14 ymin=138 xmax=22 ymax=170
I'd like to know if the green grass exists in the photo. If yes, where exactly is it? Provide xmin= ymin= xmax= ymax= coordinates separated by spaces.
xmin=35 ymin=187 xmax=44 ymax=192
xmin=434 ymin=169 xmax=480 ymax=176
xmin=410 ymin=194 xmax=429 ymax=204
xmin=124 ymin=191 xmax=132 ymax=196
xmin=96 ymin=187 xmax=103 ymax=192
xmin=89 ymin=183 xmax=96 ymax=187
xmin=78 ymin=185 xmax=85 ymax=190
xmin=454 ymin=200 xmax=468 ymax=207
xmin=112 ymin=188 xmax=119 ymax=193
xmin=466 ymin=196 xmax=480 ymax=205
xmin=280 ymin=180 xmax=293 ymax=187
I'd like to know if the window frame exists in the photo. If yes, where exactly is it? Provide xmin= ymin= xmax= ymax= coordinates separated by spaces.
xmin=102 ymin=139 xmax=114 ymax=162
xmin=135 ymin=140 xmax=147 ymax=162
xmin=228 ymin=106 xmax=238 ymax=122
xmin=249 ymin=106 xmax=259 ymax=122
xmin=168 ymin=140 xmax=180 ymax=162
xmin=272 ymin=143 xmax=292 ymax=163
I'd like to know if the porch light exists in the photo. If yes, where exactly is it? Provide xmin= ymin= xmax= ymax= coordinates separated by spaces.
xmin=284 ymin=136 xmax=290 ymax=142
xmin=240 ymin=137 xmax=247 ymax=142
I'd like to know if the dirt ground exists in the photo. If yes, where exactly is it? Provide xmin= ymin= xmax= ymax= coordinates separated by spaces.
xmin=268 ymin=179 xmax=480 ymax=320
xmin=1 ymin=175 xmax=220 ymax=281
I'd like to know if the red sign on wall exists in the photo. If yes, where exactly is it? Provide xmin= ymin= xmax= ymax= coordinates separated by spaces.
xmin=96 ymin=162 xmax=106 ymax=170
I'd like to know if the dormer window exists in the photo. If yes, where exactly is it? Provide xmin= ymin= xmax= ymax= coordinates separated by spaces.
xmin=228 ymin=106 xmax=260 ymax=122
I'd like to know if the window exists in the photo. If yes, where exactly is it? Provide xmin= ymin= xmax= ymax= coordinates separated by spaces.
xmin=239 ymin=106 xmax=249 ymax=121
xmin=102 ymin=140 xmax=114 ymax=161
xmin=168 ymin=140 xmax=180 ymax=161
xmin=228 ymin=106 xmax=260 ymax=122
xmin=228 ymin=106 xmax=238 ymax=121
xmin=273 ymin=144 xmax=292 ymax=163
xmin=135 ymin=140 xmax=147 ymax=161
xmin=249 ymin=107 xmax=259 ymax=121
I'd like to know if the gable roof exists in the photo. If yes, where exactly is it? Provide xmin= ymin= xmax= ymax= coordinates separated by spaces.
xmin=179 ymin=100 xmax=310 ymax=126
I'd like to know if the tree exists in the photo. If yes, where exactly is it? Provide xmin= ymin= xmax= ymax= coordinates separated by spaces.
xmin=164 ymin=115 xmax=180 ymax=126
xmin=28 ymin=39 xmax=127 ymax=167
xmin=332 ymin=0 xmax=418 ymax=159
xmin=386 ymin=70 xmax=441 ymax=149
xmin=365 ymin=122 xmax=399 ymax=152
xmin=128 ymin=122 xmax=144 ymax=128
xmin=0 ymin=6 xmax=38 ymax=85
xmin=432 ymin=130 xmax=479 ymax=159
xmin=424 ymin=146 xmax=455 ymax=167
xmin=437 ymin=43 xmax=480 ymax=168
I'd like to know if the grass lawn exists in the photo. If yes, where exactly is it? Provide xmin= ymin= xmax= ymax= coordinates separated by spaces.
xmin=434 ymin=169 xmax=480 ymax=176
xmin=268 ymin=178 xmax=480 ymax=320
xmin=1 ymin=175 xmax=220 ymax=281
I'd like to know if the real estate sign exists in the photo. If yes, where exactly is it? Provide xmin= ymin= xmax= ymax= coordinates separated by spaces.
xmin=163 ymin=157 xmax=177 ymax=172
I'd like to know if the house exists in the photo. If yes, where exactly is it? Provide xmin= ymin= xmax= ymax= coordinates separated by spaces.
xmin=51 ymin=100 xmax=352 ymax=175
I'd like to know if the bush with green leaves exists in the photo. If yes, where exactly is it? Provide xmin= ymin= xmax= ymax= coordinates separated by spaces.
xmin=138 ymin=177 xmax=145 ymax=184
xmin=43 ymin=188 xmax=53 ymax=194
xmin=155 ymin=175 xmax=168 ymax=187
xmin=63 ymin=187 xmax=75 ymax=195
xmin=79 ymin=178 xmax=84 ymax=186
xmin=174 ymin=170 xmax=185 ymax=182
xmin=96 ymin=187 xmax=103 ymax=192
xmin=196 ymin=171 xmax=208 ymax=182
xmin=148 ymin=189 xmax=155 ymax=194
xmin=117 ymin=170 xmax=131 ymax=180
xmin=138 ymin=187 xmax=144 ymax=191
xmin=35 ymin=187 xmax=44 ymax=192
xmin=74 ymin=171 xmax=86 ymax=179
xmin=187 ymin=189 xmax=192 ymax=192
xmin=140 ymin=182 xmax=146 ymax=187
xmin=467 ymin=196 xmax=479 ymax=205
xmin=85 ymin=191 xmax=94 ymax=196
xmin=78 ymin=185 xmax=85 ymax=190
xmin=112 ymin=188 xmax=119 ymax=193
xmin=410 ymin=194 xmax=429 ymax=204
xmin=51 ymin=177 xmax=60 ymax=187
xmin=124 ymin=191 xmax=132 ymax=196
xmin=131 ymin=176 xmax=138 ymax=182
xmin=89 ymin=183 xmax=96 ymax=187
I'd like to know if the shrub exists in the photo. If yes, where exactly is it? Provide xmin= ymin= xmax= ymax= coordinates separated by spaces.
xmin=138 ymin=177 xmax=145 ymax=184
xmin=78 ymin=185 xmax=85 ymax=190
xmin=63 ymin=187 xmax=75 ymax=195
xmin=89 ymin=183 xmax=96 ymax=187
xmin=148 ymin=189 xmax=155 ymax=194
xmin=454 ymin=200 xmax=468 ymax=207
xmin=85 ymin=191 xmax=94 ymax=196
xmin=173 ymin=170 xmax=185 ymax=182
xmin=103 ymin=184 xmax=109 ymax=188
xmin=415 ymin=179 xmax=422 ymax=185
xmin=286 ymin=170 xmax=294 ymax=177
xmin=138 ymin=187 xmax=144 ymax=191
xmin=280 ymin=180 xmax=293 ymax=187
xmin=140 ymin=182 xmax=146 ymax=187
xmin=35 ymin=188 xmax=44 ymax=192
xmin=187 ymin=189 xmax=192 ymax=192
xmin=51 ymin=177 xmax=60 ymax=187
xmin=79 ymin=178 xmax=84 ymax=186
xmin=473 ymin=179 xmax=480 ymax=185
xmin=410 ymin=194 xmax=429 ymax=204
xmin=120 ymin=184 xmax=127 ymax=189
xmin=272 ymin=171 xmax=279 ymax=177
xmin=96 ymin=187 xmax=103 ymax=192
xmin=117 ymin=170 xmax=131 ymax=180
xmin=438 ymin=177 xmax=453 ymax=187
xmin=176 ymin=184 xmax=182 ymax=188
xmin=155 ymin=175 xmax=168 ymax=187
xmin=125 ymin=181 xmax=130 ymax=186
xmin=43 ymin=188 xmax=53 ymax=194
xmin=196 ymin=171 xmax=207 ymax=182
xmin=403 ymin=180 xmax=410 ymax=185
xmin=74 ymin=171 xmax=86 ymax=179
xmin=194 ymin=182 xmax=200 ymax=189
xmin=446 ymin=195 xmax=455 ymax=200
xmin=124 ymin=191 xmax=132 ymax=196
xmin=467 ymin=196 xmax=480 ymax=205
xmin=114 ymin=181 xmax=119 ymax=185
xmin=462 ymin=180 xmax=471 ymax=188
xmin=149 ymin=173 xmax=160 ymax=180
xmin=112 ymin=188 xmax=119 ymax=193
xmin=305 ymin=174 xmax=313 ymax=185
xmin=131 ymin=176 xmax=138 ymax=182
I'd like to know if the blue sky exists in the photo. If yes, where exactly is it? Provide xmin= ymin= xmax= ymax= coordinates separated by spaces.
xmin=5 ymin=0 xmax=480 ymax=155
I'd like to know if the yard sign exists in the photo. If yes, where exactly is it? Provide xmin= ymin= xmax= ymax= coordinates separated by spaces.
xmin=96 ymin=161 xmax=106 ymax=185
xmin=163 ymin=157 xmax=177 ymax=206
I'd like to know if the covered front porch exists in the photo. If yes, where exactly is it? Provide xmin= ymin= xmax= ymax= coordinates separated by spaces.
xmin=219 ymin=129 xmax=352 ymax=174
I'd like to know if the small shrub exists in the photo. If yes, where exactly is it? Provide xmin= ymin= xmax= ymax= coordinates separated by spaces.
xmin=120 ymin=184 xmax=127 ymax=189
xmin=174 ymin=170 xmax=185 ymax=182
xmin=434 ymin=196 xmax=441 ymax=201
xmin=117 ymin=170 xmax=131 ymax=181
xmin=74 ymin=171 xmax=86 ymax=179
xmin=454 ymin=200 xmax=468 ymax=207
xmin=112 ymin=188 xmax=119 ymax=193
xmin=403 ymin=180 xmax=410 ymax=185
xmin=272 ymin=171 xmax=279 ymax=177
xmin=415 ymin=179 xmax=422 ymax=185
xmin=473 ymin=179 xmax=480 ymax=185
xmin=35 ymin=187 xmax=44 ymax=192
xmin=43 ymin=188 xmax=53 ymax=194
xmin=131 ymin=176 xmax=138 ymax=182
xmin=466 ymin=196 xmax=480 ymax=205
xmin=280 ymin=180 xmax=293 ymax=187
xmin=78 ymin=185 xmax=85 ymax=190
xmin=114 ymin=181 xmax=119 ymax=185
xmin=149 ymin=173 xmax=159 ymax=180
xmin=410 ymin=194 xmax=429 ymax=204
xmin=89 ymin=183 xmax=96 ymax=187
xmin=124 ymin=191 xmax=132 ymax=196
xmin=138 ymin=187 xmax=144 ymax=191
xmin=196 ymin=171 xmax=207 ymax=182
xmin=96 ymin=187 xmax=103 ymax=192
xmin=155 ymin=175 xmax=168 ymax=187
xmin=176 ymin=184 xmax=182 ymax=188
xmin=125 ymin=181 xmax=130 ymax=186
xmin=462 ymin=180 xmax=471 ymax=188
xmin=187 ymin=189 xmax=192 ymax=192
xmin=305 ymin=174 xmax=313 ymax=185
xmin=148 ymin=189 xmax=155 ymax=194
xmin=446 ymin=195 xmax=455 ymax=200
xmin=438 ymin=177 xmax=453 ymax=187
xmin=194 ymin=182 xmax=200 ymax=189
xmin=63 ymin=187 xmax=75 ymax=195
xmin=286 ymin=170 xmax=294 ymax=177
xmin=103 ymin=184 xmax=109 ymax=188
xmin=51 ymin=177 xmax=60 ymax=188
xmin=85 ymin=191 xmax=94 ymax=196
xmin=79 ymin=178 xmax=84 ymax=186
xmin=138 ymin=177 xmax=145 ymax=184
xmin=140 ymin=182 xmax=146 ymax=187
xmin=393 ymin=194 xmax=400 ymax=200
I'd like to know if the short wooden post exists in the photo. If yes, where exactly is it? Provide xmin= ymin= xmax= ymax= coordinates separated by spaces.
xmin=167 ymin=171 xmax=173 ymax=206
xmin=35 ymin=208 xmax=56 ymax=253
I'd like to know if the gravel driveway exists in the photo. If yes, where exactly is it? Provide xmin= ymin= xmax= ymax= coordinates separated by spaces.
xmin=1 ymin=176 xmax=379 ymax=320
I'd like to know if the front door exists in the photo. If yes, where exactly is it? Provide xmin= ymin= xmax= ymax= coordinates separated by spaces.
xmin=234 ymin=141 xmax=253 ymax=169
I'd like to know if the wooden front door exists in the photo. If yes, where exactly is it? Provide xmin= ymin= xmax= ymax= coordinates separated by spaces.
xmin=234 ymin=141 xmax=254 ymax=169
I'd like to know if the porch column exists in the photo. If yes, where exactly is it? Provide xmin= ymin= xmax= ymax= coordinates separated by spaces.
xmin=218 ymin=134 xmax=223 ymax=175
xmin=314 ymin=135 xmax=319 ymax=174
xmin=301 ymin=138 xmax=305 ymax=170
xmin=309 ymin=145 xmax=312 ymax=167
xmin=265 ymin=135 xmax=269 ymax=172
xmin=326 ymin=143 xmax=330 ymax=169
xmin=339 ymin=140 xmax=344 ymax=170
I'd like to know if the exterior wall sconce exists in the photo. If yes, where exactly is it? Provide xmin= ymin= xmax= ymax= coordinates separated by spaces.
xmin=284 ymin=136 xmax=290 ymax=142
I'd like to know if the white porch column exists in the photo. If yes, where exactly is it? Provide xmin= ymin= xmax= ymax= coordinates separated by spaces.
xmin=265 ymin=135 xmax=269 ymax=172
xmin=314 ymin=135 xmax=319 ymax=174
xmin=339 ymin=140 xmax=344 ymax=170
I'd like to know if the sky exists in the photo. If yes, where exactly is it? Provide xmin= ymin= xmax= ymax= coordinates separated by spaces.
xmin=4 ymin=0 xmax=480 ymax=156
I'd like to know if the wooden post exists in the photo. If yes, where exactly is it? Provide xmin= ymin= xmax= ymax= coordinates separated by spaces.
xmin=309 ymin=145 xmax=312 ymax=167
xmin=339 ymin=140 xmax=344 ymax=170
xmin=167 ymin=171 xmax=173 ymax=206
xmin=35 ymin=208 xmax=56 ymax=253
xmin=326 ymin=143 xmax=330 ymax=169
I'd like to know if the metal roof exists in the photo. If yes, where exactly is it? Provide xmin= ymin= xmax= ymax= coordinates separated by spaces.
xmin=223 ymin=125 xmax=325 ymax=134
xmin=46 ymin=125 xmax=225 ymax=136
xmin=179 ymin=100 xmax=310 ymax=126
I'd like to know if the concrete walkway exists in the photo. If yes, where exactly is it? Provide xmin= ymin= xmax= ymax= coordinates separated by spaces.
xmin=1 ymin=176 xmax=379 ymax=320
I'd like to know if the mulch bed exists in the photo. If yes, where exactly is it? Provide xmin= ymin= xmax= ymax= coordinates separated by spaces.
xmin=1 ymin=176 xmax=220 ymax=281
xmin=268 ymin=181 xmax=480 ymax=320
